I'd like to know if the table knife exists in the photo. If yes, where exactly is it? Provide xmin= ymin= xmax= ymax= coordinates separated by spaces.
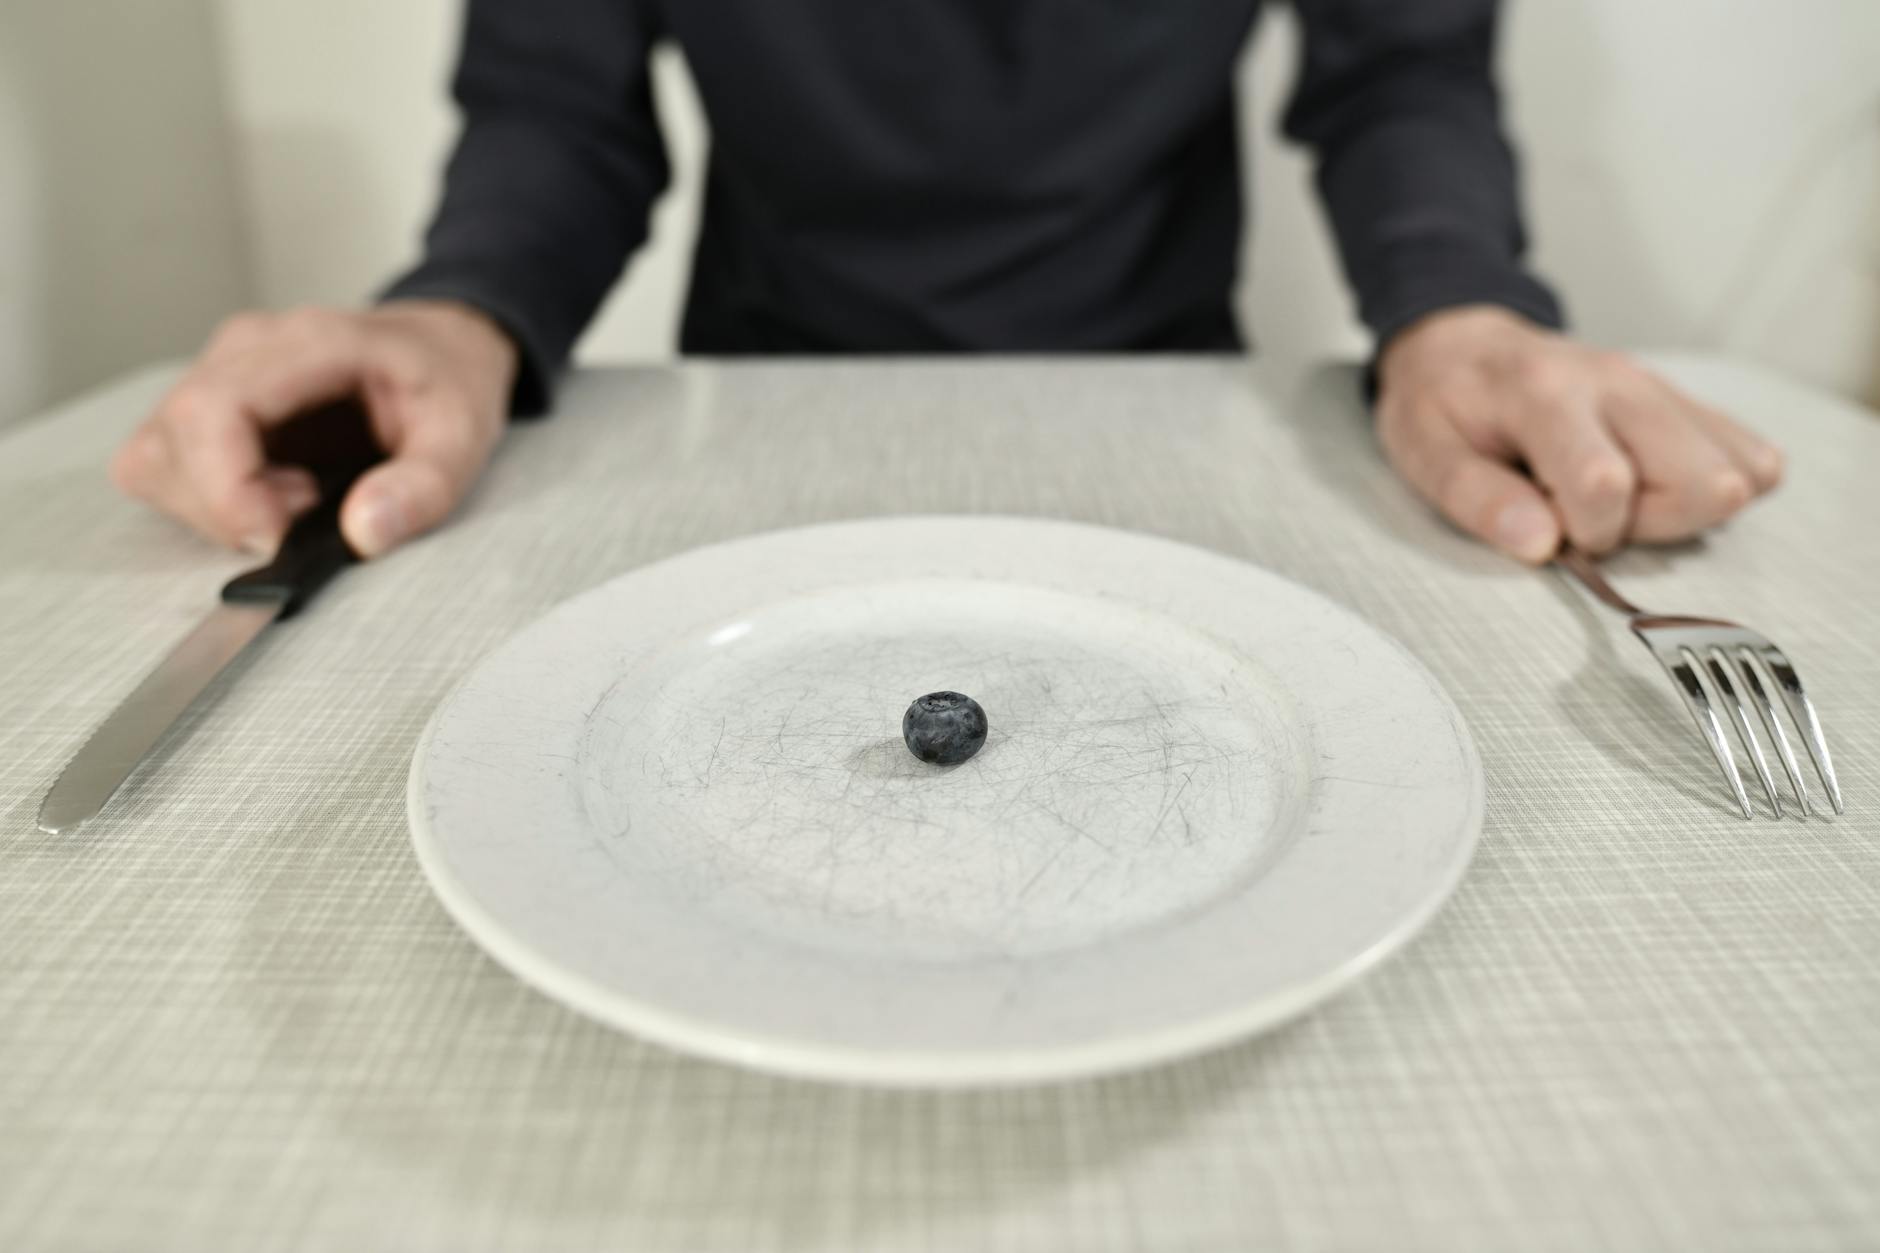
xmin=37 ymin=399 xmax=385 ymax=834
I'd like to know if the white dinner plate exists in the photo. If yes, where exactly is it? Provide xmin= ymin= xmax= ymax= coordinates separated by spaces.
xmin=408 ymin=517 xmax=1483 ymax=1086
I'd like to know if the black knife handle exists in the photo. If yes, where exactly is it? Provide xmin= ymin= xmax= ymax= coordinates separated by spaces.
xmin=220 ymin=398 xmax=385 ymax=619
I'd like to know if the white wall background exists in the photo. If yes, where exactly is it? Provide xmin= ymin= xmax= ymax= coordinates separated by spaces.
xmin=212 ymin=0 xmax=707 ymax=381
xmin=5 ymin=1 xmax=1878 ymax=424
xmin=0 ymin=0 xmax=250 ymax=425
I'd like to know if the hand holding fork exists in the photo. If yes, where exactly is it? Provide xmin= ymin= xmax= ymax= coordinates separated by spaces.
xmin=1557 ymin=547 xmax=1843 ymax=819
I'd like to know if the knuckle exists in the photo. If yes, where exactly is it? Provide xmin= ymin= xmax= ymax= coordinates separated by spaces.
xmin=159 ymin=378 xmax=221 ymax=426
xmin=1755 ymin=445 xmax=1786 ymax=489
xmin=1711 ymin=470 xmax=1753 ymax=514
xmin=1577 ymin=455 xmax=1636 ymax=503
xmin=1594 ymin=349 xmax=1644 ymax=381
xmin=1514 ymin=353 xmax=1576 ymax=400
xmin=366 ymin=334 xmax=435 ymax=389
xmin=280 ymin=304 xmax=352 ymax=348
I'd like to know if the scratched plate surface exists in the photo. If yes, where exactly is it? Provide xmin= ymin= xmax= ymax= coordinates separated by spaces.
xmin=409 ymin=517 xmax=1483 ymax=1085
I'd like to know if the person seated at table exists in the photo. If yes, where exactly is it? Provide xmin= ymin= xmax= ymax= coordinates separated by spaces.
xmin=110 ymin=0 xmax=1784 ymax=566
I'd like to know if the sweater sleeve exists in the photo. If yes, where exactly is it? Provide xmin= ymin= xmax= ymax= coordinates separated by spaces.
xmin=1283 ymin=0 xmax=1564 ymax=352
xmin=380 ymin=0 xmax=669 ymax=414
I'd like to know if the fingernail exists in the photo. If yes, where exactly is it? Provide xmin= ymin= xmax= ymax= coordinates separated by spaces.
xmin=1494 ymin=499 xmax=1558 ymax=562
xmin=352 ymin=490 xmax=409 ymax=556
xmin=239 ymin=531 xmax=276 ymax=557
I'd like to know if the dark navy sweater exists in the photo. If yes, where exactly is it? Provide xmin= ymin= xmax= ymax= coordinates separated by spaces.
xmin=384 ymin=0 xmax=1563 ymax=412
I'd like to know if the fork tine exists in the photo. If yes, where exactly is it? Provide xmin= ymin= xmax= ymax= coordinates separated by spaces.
xmin=1656 ymin=646 xmax=1752 ymax=819
xmin=1756 ymin=645 xmax=1845 ymax=815
xmin=1733 ymin=647 xmax=1811 ymax=816
xmin=1703 ymin=648 xmax=1781 ymax=817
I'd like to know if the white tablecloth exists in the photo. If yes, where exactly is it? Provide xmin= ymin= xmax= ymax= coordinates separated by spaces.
xmin=3 ymin=356 xmax=1876 ymax=1251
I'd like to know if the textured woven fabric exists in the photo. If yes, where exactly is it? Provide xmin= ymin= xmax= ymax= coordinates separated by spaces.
xmin=2 ymin=357 xmax=1876 ymax=1252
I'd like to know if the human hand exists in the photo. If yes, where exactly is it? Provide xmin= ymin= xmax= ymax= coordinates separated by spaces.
xmin=111 ymin=300 xmax=518 ymax=559
xmin=1374 ymin=305 xmax=1783 ymax=563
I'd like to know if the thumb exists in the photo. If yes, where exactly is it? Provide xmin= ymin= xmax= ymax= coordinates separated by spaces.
xmin=339 ymin=407 xmax=492 ymax=558
xmin=1384 ymin=405 xmax=1562 ymax=564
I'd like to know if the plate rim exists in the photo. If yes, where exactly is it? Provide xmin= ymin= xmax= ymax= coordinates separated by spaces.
xmin=406 ymin=514 xmax=1485 ymax=1087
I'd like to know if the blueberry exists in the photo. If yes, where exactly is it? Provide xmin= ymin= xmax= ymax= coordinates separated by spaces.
xmin=902 ymin=691 xmax=989 ymax=766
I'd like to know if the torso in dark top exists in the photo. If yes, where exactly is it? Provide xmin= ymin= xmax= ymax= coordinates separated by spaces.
xmin=662 ymin=0 xmax=1263 ymax=354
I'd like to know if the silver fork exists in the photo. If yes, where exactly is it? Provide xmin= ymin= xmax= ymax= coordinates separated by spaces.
xmin=1556 ymin=546 xmax=1844 ymax=819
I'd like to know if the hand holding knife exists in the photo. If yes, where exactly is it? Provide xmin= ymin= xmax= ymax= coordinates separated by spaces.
xmin=38 ymin=399 xmax=386 ymax=834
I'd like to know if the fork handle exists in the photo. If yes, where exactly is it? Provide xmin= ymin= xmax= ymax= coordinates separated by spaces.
xmin=1555 ymin=545 xmax=1647 ymax=616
